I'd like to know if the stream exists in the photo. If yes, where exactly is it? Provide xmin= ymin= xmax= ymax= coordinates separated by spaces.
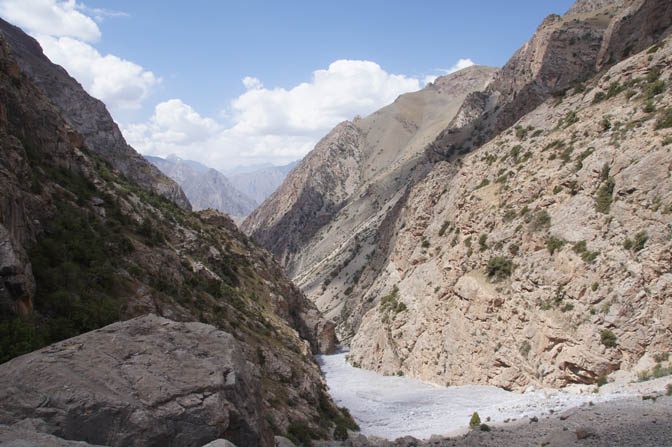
xmin=316 ymin=352 xmax=632 ymax=440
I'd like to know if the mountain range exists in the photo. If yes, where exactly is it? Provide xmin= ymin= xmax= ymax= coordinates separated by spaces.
xmin=244 ymin=0 xmax=672 ymax=390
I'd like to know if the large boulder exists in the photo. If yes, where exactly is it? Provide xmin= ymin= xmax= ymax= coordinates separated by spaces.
xmin=0 ymin=315 xmax=271 ymax=447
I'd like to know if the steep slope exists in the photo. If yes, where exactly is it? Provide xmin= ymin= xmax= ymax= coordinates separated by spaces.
xmin=243 ymin=67 xmax=497 ymax=324
xmin=0 ymin=19 xmax=191 ymax=211
xmin=244 ymin=0 xmax=672 ymax=391
xmin=348 ymin=26 xmax=672 ymax=389
xmin=229 ymin=161 xmax=299 ymax=204
xmin=0 ymin=29 xmax=347 ymax=446
xmin=147 ymin=155 xmax=258 ymax=216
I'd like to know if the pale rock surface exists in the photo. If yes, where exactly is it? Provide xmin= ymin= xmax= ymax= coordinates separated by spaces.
xmin=0 ymin=315 xmax=271 ymax=447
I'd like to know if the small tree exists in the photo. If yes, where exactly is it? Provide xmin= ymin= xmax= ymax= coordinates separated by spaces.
xmin=469 ymin=412 xmax=481 ymax=429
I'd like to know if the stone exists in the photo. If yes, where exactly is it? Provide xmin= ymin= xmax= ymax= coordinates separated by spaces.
xmin=0 ymin=315 xmax=272 ymax=447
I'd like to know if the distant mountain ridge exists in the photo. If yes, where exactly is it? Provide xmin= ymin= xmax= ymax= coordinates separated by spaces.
xmin=146 ymin=155 xmax=298 ymax=217
xmin=229 ymin=161 xmax=299 ymax=204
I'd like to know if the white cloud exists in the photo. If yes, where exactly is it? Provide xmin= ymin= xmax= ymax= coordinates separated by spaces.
xmin=423 ymin=58 xmax=476 ymax=85
xmin=0 ymin=0 xmax=100 ymax=42
xmin=36 ymin=35 xmax=159 ymax=109
xmin=242 ymin=76 xmax=262 ymax=90
xmin=0 ymin=0 xmax=157 ymax=110
xmin=124 ymin=60 xmax=423 ymax=169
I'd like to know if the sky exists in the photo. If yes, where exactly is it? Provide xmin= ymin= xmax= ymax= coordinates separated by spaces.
xmin=0 ymin=0 xmax=576 ymax=170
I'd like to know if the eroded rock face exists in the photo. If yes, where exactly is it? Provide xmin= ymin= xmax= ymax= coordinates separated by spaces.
xmin=0 ymin=315 xmax=270 ymax=447
xmin=0 ymin=224 xmax=34 ymax=316
xmin=349 ymin=35 xmax=672 ymax=389
xmin=0 ymin=19 xmax=191 ymax=211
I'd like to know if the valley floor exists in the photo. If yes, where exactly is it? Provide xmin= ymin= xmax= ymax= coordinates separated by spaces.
xmin=317 ymin=353 xmax=672 ymax=446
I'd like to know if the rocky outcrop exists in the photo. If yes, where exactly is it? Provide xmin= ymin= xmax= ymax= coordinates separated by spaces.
xmin=146 ymin=155 xmax=258 ymax=216
xmin=0 ymin=24 xmax=343 ymax=444
xmin=243 ymin=66 xmax=497 ymax=342
xmin=348 ymin=33 xmax=672 ymax=389
xmin=0 ymin=315 xmax=267 ymax=446
xmin=0 ymin=425 xmax=105 ymax=447
xmin=0 ymin=18 xmax=191 ymax=211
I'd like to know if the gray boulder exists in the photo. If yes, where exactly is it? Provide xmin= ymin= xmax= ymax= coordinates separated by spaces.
xmin=0 ymin=315 xmax=272 ymax=447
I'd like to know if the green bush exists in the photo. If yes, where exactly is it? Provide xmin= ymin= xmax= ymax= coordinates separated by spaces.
xmin=479 ymin=234 xmax=488 ymax=252
xmin=597 ymin=375 xmax=608 ymax=387
xmin=487 ymin=256 xmax=513 ymax=280
xmin=469 ymin=412 xmax=481 ymax=429
xmin=508 ymin=243 xmax=519 ymax=256
xmin=633 ymin=231 xmax=648 ymax=252
xmin=600 ymin=329 xmax=618 ymax=348
xmin=655 ymin=107 xmax=672 ymax=129
xmin=595 ymin=178 xmax=615 ymax=213
xmin=592 ymin=91 xmax=606 ymax=104
xmin=546 ymin=236 xmax=565 ymax=255
xmin=439 ymin=221 xmax=450 ymax=237
xmin=530 ymin=210 xmax=551 ymax=232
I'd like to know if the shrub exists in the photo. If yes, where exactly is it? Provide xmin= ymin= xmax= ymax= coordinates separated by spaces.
xmin=479 ymin=234 xmax=488 ymax=252
xmin=633 ymin=231 xmax=648 ymax=252
xmin=600 ymin=329 xmax=618 ymax=348
xmin=546 ymin=236 xmax=565 ymax=255
xmin=606 ymin=81 xmax=624 ymax=99
xmin=439 ymin=221 xmax=450 ymax=237
xmin=530 ymin=210 xmax=551 ymax=232
xmin=480 ymin=423 xmax=491 ymax=432
xmin=508 ymin=243 xmax=519 ymax=256
xmin=595 ymin=178 xmax=615 ymax=214
xmin=623 ymin=238 xmax=633 ymax=250
xmin=469 ymin=412 xmax=481 ymax=429
xmin=581 ymin=250 xmax=600 ymax=264
xmin=476 ymin=178 xmax=490 ymax=189
xmin=597 ymin=375 xmax=608 ymax=387
xmin=487 ymin=257 xmax=513 ymax=280
xmin=667 ymin=384 xmax=672 ymax=396
xmin=655 ymin=107 xmax=672 ymax=130
xmin=592 ymin=91 xmax=606 ymax=104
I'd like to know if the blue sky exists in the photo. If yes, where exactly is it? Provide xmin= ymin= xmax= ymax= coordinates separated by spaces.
xmin=0 ymin=0 xmax=576 ymax=169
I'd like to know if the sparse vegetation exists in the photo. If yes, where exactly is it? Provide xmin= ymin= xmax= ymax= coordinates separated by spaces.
xmin=595 ymin=178 xmax=615 ymax=214
xmin=530 ymin=210 xmax=551 ymax=232
xmin=439 ymin=221 xmax=450 ymax=236
xmin=487 ymin=256 xmax=513 ymax=280
xmin=546 ymin=236 xmax=565 ymax=255
xmin=655 ymin=107 xmax=672 ymax=130
xmin=600 ymin=329 xmax=618 ymax=348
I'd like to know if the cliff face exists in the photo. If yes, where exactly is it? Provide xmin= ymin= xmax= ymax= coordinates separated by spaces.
xmin=348 ymin=13 xmax=672 ymax=389
xmin=0 ymin=27 xmax=344 ymax=445
xmin=147 ymin=155 xmax=258 ymax=217
xmin=242 ymin=66 xmax=498 ymax=336
xmin=0 ymin=19 xmax=192 ymax=211
xmin=245 ymin=0 xmax=672 ymax=390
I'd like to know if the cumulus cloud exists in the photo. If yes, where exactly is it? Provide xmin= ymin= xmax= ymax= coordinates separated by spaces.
xmin=423 ymin=58 xmax=476 ymax=85
xmin=124 ymin=60 xmax=423 ymax=169
xmin=0 ymin=0 xmax=100 ymax=42
xmin=0 ymin=0 xmax=158 ymax=110
xmin=36 ymin=35 xmax=159 ymax=109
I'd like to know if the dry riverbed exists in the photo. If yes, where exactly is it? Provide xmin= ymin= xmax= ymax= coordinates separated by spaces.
xmin=316 ymin=352 xmax=672 ymax=446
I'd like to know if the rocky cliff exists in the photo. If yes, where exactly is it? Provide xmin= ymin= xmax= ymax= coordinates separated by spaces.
xmin=245 ymin=0 xmax=672 ymax=390
xmin=0 ymin=18 xmax=192 ymax=211
xmin=242 ymin=66 xmax=498 ymax=329
xmin=0 ymin=25 xmax=345 ymax=446
xmin=146 ymin=155 xmax=258 ymax=217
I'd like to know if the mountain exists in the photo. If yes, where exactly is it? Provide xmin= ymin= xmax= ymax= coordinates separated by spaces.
xmin=0 ymin=24 xmax=350 ymax=447
xmin=229 ymin=160 xmax=299 ymax=204
xmin=146 ymin=155 xmax=258 ymax=217
xmin=243 ymin=0 xmax=672 ymax=391
xmin=0 ymin=18 xmax=191 ymax=211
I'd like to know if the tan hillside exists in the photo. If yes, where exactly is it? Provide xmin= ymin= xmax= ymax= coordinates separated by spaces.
xmin=349 ymin=34 xmax=672 ymax=389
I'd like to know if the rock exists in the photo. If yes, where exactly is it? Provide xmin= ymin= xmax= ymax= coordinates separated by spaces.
xmin=0 ymin=223 xmax=34 ymax=317
xmin=0 ymin=315 xmax=272 ymax=447
xmin=200 ymin=440 xmax=238 ymax=447
xmin=274 ymin=436 xmax=297 ymax=447
xmin=0 ymin=424 xmax=105 ymax=446
xmin=0 ymin=18 xmax=191 ymax=211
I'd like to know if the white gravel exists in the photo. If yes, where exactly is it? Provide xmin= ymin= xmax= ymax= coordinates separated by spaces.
xmin=316 ymin=352 xmax=639 ymax=440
